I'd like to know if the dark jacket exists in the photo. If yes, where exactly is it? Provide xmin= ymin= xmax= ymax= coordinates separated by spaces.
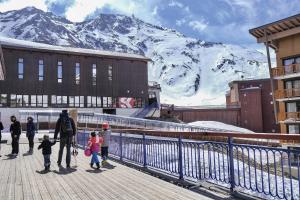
xmin=10 ymin=121 xmax=21 ymax=137
xmin=54 ymin=113 xmax=76 ymax=140
xmin=0 ymin=122 xmax=3 ymax=133
xmin=38 ymin=140 xmax=56 ymax=155
xmin=26 ymin=121 xmax=36 ymax=137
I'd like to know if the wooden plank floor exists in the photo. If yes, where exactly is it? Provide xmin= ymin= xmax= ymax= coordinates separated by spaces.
xmin=0 ymin=143 xmax=214 ymax=200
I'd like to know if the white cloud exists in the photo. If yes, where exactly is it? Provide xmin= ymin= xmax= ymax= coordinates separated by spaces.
xmin=176 ymin=18 xmax=186 ymax=26
xmin=0 ymin=0 xmax=48 ymax=12
xmin=168 ymin=0 xmax=183 ymax=8
xmin=188 ymin=20 xmax=208 ymax=32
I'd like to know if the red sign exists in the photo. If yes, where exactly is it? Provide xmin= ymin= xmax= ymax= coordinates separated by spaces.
xmin=119 ymin=97 xmax=135 ymax=108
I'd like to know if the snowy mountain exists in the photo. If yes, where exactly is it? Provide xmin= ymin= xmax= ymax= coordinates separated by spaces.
xmin=0 ymin=7 xmax=270 ymax=105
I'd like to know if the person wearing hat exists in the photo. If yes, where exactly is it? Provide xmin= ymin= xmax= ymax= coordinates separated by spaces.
xmin=9 ymin=115 xmax=21 ymax=156
xmin=99 ymin=122 xmax=111 ymax=165
xmin=26 ymin=116 xmax=36 ymax=153
xmin=54 ymin=110 xmax=76 ymax=168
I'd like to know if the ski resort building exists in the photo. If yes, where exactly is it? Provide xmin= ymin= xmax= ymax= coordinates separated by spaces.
xmin=0 ymin=37 xmax=159 ymax=127
xmin=250 ymin=14 xmax=300 ymax=135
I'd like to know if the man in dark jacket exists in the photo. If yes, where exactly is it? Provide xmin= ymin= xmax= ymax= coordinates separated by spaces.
xmin=54 ymin=110 xmax=76 ymax=168
xmin=26 ymin=116 xmax=36 ymax=153
xmin=0 ymin=121 xmax=3 ymax=157
xmin=10 ymin=116 xmax=21 ymax=156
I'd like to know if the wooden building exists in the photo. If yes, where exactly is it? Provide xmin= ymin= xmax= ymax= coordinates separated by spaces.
xmin=250 ymin=14 xmax=300 ymax=135
xmin=0 ymin=37 xmax=151 ymax=126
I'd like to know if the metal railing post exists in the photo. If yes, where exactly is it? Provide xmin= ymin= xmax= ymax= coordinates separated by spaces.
xmin=120 ymin=132 xmax=123 ymax=161
xmin=178 ymin=135 xmax=184 ymax=180
xmin=143 ymin=133 xmax=147 ymax=167
xmin=228 ymin=137 xmax=235 ymax=193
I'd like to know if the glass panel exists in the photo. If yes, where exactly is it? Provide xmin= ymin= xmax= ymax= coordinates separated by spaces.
xmin=69 ymin=96 xmax=75 ymax=107
xmin=39 ymin=60 xmax=44 ymax=81
xmin=75 ymin=63 xmax=80 ymax=85
xmin=62 ymin=96 xmax=67 ymax=105
xmin=283 ymin=58 xmax=294 ymax=66
xmin=58 ymin=61 xmax=62 ymax=83
xmin=10 ymin=94 xmax=17 ymax=107
xmin=80 ymin=96 xmax=84 ymax=107
xmin=0 ymin=94 xmax=7 ymax=107
xmin=18 ymin=58 xmax=24 ymax=79
xmin=87 ymin=96 xmax=91 ymax=107
xmin=294 ymin=80 xmax=300 ymax=89
xmin=75 ymin=96 xmax=79 ymax=107
xmin=37 ymin=95 xmax=43 ymax=107
xmin=16 ymin=95 xmax=22 ymax=107
xmin=103 ymin=97 xmax=107 ymax=108
xmin=43 ymin=95 xmax=48 ymax=107
xmin=288 ymin=125 xmax=300 ymax=134
xmin=287 ymin=102 xmax=297 ymax=112
xmin=97 ymin=97 xmax=101 ymax=107
xmin=108 ymin=65 xmax=113 ymax=81
xmin=92 ymin=64 xmax=97 ymax=85
xmin=295 ymin=57 xmax=300 ymax=64
xmin=31 ymin=95 xmax=36 ymax=107
xmin=51 ymin=95 xmax=56 ymax=104
xmin=23 ymin=95 xmax=29 ymax=107
xmin=92 ymin=96 xmax=96 ymax=107
xmin=285 ymin=81 xmax=292 ymax=89
xmin=57 ymin=96 xmax=62 ymax=104
xmin=107 ymin=97 xmax=112 ymax=107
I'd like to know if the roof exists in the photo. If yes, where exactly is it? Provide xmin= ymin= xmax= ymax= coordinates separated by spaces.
xmin=228 ymin=78 xmax=270 ymax=86
xmin=249 ymin=13 xmax=300 ymax=44
xmin=0 ymin=36 xmax=151 ymax=62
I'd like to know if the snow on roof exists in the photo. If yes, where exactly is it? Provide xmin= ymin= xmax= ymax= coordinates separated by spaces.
xmin=0 ymin=36 xmax=151 ymax=61
xmin=188 ymin=121 xmax=254 ymax=133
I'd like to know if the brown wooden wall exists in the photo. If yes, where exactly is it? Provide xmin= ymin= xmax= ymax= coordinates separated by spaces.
xmin=0 ymin=47 xmax=148 ymax=106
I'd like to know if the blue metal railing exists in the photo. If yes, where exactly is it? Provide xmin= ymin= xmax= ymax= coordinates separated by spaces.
xmin=76 ymin=131 xmax=300 ymax=200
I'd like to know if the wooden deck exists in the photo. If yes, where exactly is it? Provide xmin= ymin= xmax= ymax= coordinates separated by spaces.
xmin=0 ymin=142 xmax=215 ymax=200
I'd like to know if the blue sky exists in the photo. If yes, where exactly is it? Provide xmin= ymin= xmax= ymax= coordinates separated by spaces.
xmin=1 ymin=0 xmax=300 ymax=45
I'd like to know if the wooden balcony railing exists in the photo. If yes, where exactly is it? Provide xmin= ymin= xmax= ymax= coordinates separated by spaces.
xmin=274 ymin=88 xmax=300 ymax=99
xmin=278 ymin=112 xmax=300 ymax=121
xmin=271 ymin=64 xmax=300 ymax=77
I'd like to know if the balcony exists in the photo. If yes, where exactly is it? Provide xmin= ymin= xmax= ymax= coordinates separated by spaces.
xmin=275 ymin=88 xmax=300 ymax=99
xmin=278 ymin=112 xmax=300 ymax=121
xmin=272 ymin=64 xmax=300 ymax=79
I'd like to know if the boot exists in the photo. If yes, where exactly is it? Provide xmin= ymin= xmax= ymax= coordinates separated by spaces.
xmin=96 ymin=163 xmax=100 ymax=169
xmin=90 ymin=163 xmax=94 ymax=168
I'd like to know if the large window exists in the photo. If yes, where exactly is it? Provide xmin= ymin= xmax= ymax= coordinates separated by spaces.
xmin=10 ymin=94 xmax=17 ymax=107
xmin=69 ymin=96 xmax=75 ymax=107
xmin=57 ymin=61 xmax=62 ymax=83
xmin=108 ymin=65 xmax=113 ymax=81
xmin=92 ymin=64 xmax=97 ymax=85
xmin=75 ymin=63 xmax=80 ymax=85
xmin=0 ymin=94 xmax=7 ymax=107
xmin=18 ymin=58 xmax=24 ymax=79
xmin=52 ymin=95 xmax=67 ymax=107
xmin=39 ymin=59 xmax=44 ymax=81
xmin=31 ymin=95 xmax=37 ymax=107
xmin=87 ymin=96 xmax=99 ymax=107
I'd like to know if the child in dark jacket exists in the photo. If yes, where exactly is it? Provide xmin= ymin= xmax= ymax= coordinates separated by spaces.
xmin=38 ymin=134 xmax=56 ymax=171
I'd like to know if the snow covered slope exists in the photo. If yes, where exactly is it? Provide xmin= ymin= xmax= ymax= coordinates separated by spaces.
xmin=189 ymin=121 xmax=254 ymax=133
xmin=0 ymin=7 xmax=270 ymax=105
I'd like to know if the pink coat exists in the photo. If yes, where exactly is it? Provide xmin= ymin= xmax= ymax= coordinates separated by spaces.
xmin=88 ymin=136 xmax=100 ymax=153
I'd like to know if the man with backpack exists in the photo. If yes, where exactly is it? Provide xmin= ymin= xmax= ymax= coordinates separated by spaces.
xmin=54 ymin=110 xmax=76 ymax=168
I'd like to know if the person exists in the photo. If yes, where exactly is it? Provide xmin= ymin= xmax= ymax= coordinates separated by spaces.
xmin=54 ymin=110 xmax=76 ymax=168
xmin=88 ymin=132 xmax=101 ymax=169
xmin=38 ymin=134 xmax=56 ymax=171
xmin=26 ymin=116 xmax=36 ymax=153
xmin=99 ymin=122 xmax=111 ymax=165
xmin=10 ymin=116 xmax=21 ymax=156
xmin=0 ymin=121 xmax=3 ymax=157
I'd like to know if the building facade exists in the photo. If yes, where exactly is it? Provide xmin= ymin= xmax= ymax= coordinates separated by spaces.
xmin=250 ymin=14 xmax=300 ymax=135
xmin=0 ymin=37 xmax=150 ymax=127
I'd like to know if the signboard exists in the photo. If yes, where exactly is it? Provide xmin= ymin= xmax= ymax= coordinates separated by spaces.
xmin=119 ymin=97 xmax=135 ymax=108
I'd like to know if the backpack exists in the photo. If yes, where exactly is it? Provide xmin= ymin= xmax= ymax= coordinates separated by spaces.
xmin=61 ymin=116 xmax=73 ymax=135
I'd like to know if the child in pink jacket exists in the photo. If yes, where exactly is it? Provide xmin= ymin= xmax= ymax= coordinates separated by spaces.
xmin=88 ymin=132 xmax=101 ymax=169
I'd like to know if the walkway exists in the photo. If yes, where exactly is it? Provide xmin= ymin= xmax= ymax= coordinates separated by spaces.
xmin=0 ymin=143 xmax=215 ymax=200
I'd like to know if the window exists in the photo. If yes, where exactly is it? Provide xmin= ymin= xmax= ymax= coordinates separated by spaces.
xmin=69 ymin=96 xmax=75 ymax=107
xmin=97 ymin=97 xmax=102 ymax=107
xmin=62 ymin=96 xmax=67 ymax=105
xmin=10 ymin=94 xmax=17 ymax=107
xmin=17 ymin=95 xmax=22 ymax=107
xmin=135 ymin=98 xmax=143 ymax=108
xmin=57 ymin=61 xmax=62 ymax=83
xmin=51 ymin=95 xmax=56 ymax=105
xmin=75 ymin=63 xmax=80 ymax=85
xmin=108 ymin=65 xmax=113 ymax=81
xmin=37 ymin=95 xmax=43 ymax=107
xmin=18 ymin=58 xmax=24 ymax=79
xmin=38 ymin=60 xmax=44 ymax=81
xmin=107 ymin=97 xmax=112 ymax=107
xmin=87 ymin=96 xmax=97 ymax=107
xmin=43 ymin=95 xmax=48 ymax=107
xmin=23 ymin=95 xmax=29 ymax=107
xmin=31 ymin=95 xmax=37 ymax=107
xmin=103 ymin=97 xmax=108 ymax=108
xmin=80 ymin=96 xmax=84 ymax=107
xmin=92 ymin=64 xmax=97 ymax=85
xmin=0 ymin=94 xmax=7 ymax=107
xmin=75 ymin=96 xmax=79 ymax=107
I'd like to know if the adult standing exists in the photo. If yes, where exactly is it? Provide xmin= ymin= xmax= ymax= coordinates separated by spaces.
xmin=0 ymin=121 xmax=3 ymax=157
xmin=54 ymin=110 xmax=76 ymax=168
xmin=99 ymin=122 xmax=111 ymax=165
xmin=10 ymin=116 xmax=21 ymax=156
xmin=26 ymin=116 xmax=36 ymax=153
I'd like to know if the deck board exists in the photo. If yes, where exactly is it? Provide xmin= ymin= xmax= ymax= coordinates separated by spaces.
xmin=0 ymin=143 xmax=214 ymax=200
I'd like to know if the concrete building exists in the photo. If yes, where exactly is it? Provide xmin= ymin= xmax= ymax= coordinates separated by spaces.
xmin=0 ymin=37 xmax=156 ymax=127
xmin=250 ymin=13 xmax=300 ymax=135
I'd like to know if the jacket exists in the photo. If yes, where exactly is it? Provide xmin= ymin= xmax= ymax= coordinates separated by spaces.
xmin=54 ymin=113 xmax=76 ymax=139
xmin=38 ymin=140 xmax=56 ymax=155
xmin=88 ymin=136 xmax=100 ymax=153
xmin=0 ymin=122 xmax=3 ymax=134
xmin=10 ymin=121 xmax=21 ymax=137
xmin=26 ymin=121 xmax=36 ymax=137
xmin=100 ymin=129 xmax=111 ymax=147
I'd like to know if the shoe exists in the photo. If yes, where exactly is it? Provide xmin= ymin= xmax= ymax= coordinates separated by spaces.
xmin=90 ymin=163 xmax=94 ymax=168
xmin=66 ymin=164 xmax=71 ymax=168
xmin=96 ymin=163 xmax=100 ymax=169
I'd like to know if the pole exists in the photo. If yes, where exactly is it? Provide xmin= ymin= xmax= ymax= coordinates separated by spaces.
xmin=178 ymin=135 xmax=183 ymax=180
xmin=228 ymin=137 xmax=235 ymax=193
xmin=264 ymin=29 xmax=278 ymax=124
xmin=143 ymin=133 xmax=147 ymax=167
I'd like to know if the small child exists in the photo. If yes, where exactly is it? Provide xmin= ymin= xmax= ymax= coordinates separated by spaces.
xmin=88 ymin=132 xmax=101 ymax=169
xmin=99 ymin=122 xmax=111 ymax=165
xmin=38 ymin=134 xmax=56 ymax=171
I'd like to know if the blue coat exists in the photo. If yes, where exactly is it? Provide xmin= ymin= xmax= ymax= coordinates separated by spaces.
xmin=26 ymin=122 xmax=35 ymax=137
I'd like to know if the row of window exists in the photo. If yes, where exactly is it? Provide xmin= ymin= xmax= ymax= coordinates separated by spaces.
xmin=0 ymin=94 xmax=145 ymax=108
xmin=283 ymin=56 xmax=300 ymax=66
xmin=17 ymin=58 xmax=113 ymax=85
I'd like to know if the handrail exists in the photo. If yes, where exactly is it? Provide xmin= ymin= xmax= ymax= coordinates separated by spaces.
xmin=110 ymin=128 xmax=300 ymax=141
